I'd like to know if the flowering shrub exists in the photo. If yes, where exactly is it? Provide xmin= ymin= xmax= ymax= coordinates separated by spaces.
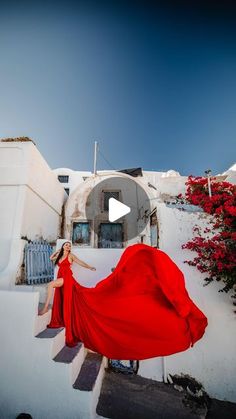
xmin=180 ymin=176 xmax=236 ymax=300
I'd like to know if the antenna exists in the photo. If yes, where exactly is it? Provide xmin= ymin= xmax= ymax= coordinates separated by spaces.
xmin=93 ymin=141 xmax=98 ymax=175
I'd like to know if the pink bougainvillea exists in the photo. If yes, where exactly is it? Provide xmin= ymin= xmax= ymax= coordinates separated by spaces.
xmin=181 ymin=176 xmax=236 ymax=300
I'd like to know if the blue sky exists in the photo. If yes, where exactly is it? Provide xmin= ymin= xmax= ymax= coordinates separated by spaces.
xmin=0 ymin=0 xmax=235 ymax=176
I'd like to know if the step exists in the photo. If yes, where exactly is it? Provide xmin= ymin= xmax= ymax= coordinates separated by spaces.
xmin=38 ymin=302 xmax=52 ymax=311
xmin=53 ymin=342 xmax=83 ymax=363
xmin=73 ymin=352 xmax=103 ymax=391
xmin=35 ymin=327 xmax=64 ymax=339
xmin=16 ymin=283 xmax=54 ymax=304
xmin=35 ymin=326 xmax=65 ymax=359
xmin=53 ymin=342 xmax=88 ymax=386
xmin=34 ymin=303 xmax=53 ymax=336
xmin=32 ymin=284 xmax=55 ymax=304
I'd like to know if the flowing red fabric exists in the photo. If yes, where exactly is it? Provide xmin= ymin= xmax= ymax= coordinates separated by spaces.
xmin=47 ymin=244 xmax=208 ymax=360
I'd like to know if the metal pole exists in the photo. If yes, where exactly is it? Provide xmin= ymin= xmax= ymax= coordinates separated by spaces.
xmin=93 ymin=141 xmax=98 ymax=175
xmin=207 ymin=175 xmax=212 ymax=198
xmin=162 ymin=356 xmax=168 ymax=383
xmin=205 ymin=169 xmax=212 ymax=198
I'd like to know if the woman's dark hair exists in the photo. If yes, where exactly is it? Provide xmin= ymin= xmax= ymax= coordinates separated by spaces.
xmin=54 ymin=241 xmax=71 ymax=265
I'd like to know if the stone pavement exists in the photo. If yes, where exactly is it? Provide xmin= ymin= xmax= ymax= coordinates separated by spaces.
xmin=96 ymin=369 xmax=236 ymax=419
xmin=206 ymin=398 xmax=236 ymax=419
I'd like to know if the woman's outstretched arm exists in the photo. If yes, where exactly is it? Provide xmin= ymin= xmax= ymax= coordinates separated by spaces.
xmin=71 ymin=253 xmax=96 ymax=271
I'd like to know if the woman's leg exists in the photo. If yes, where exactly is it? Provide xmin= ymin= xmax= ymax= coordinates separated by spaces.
xmin=38 ymin=277 xmax=64 ymax=315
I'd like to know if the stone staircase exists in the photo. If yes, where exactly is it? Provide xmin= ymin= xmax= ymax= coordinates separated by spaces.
xmin=34 ymin=303 xmax=107 ymax=419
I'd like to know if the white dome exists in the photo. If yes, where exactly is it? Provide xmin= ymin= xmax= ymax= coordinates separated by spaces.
xmin=161 ymin=169 xmax=180 ymax=178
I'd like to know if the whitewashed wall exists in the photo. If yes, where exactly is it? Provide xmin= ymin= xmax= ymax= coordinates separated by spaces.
xmin=53 ymin=167 xmax=92 ymax=195
xmin=223 ymin=163 xmax=236 ymax=184
xmin=138 ymin=203 xmax=236 ymax=402
xmin=0 ymin=185 xmax=19 ymax=271
xmin=0 ymin=289 xmax=104 ymax=419
xmin=0 ymin=141 xmax=65 ymax=289
xmin=21 ymin=187 xmax=61 ymax=242
xmin=53 ymin=167 xmax=188 ymax=202
xmin=142 ymin=170 xmax=187 ymax=197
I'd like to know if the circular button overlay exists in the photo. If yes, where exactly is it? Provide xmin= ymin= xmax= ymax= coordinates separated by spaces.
xmin=85 ymin=176 xmax=151 ymax=245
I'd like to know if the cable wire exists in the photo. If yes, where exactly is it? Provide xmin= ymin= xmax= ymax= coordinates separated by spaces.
xmin=98 ymin=149 xmax=117 ymax=170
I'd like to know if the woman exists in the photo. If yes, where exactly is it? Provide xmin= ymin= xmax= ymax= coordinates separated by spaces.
xmin=38 ymin=242 xmax=208 ymax=360
xmin=38 ymin=241 xmax=96 ymax=315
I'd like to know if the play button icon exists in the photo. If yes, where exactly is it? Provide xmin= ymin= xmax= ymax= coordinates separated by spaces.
xmin=108 ymin=198 xmax=131 ymax=222
xmin=85 ymin=175 xmax=151 ymax=245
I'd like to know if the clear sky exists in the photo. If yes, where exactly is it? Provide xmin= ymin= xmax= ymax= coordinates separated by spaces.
xmin=0 ymin=0 xmax=235 ymax=176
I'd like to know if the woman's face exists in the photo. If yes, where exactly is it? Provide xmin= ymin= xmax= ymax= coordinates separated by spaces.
xmin=63 ymin=242 xmax=71 ymax=252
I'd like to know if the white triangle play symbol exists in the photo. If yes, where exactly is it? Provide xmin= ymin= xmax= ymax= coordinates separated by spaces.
xmin=108 ymin=197 xmax=131 ymax=222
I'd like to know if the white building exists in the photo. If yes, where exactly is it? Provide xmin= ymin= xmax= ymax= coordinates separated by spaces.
xmin=0 ymin=138 xmax=236 ymax=418
xmin=222 ymin=162 xmax=236 ymax=184
xmin=0 ymin=138 xmax=65 ymax=290
xmin=53 ymin=166 xmax=188 ymax=249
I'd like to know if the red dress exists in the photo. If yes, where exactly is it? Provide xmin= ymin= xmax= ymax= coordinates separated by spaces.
xmin=47 ymin=243 xmax=208 ymax=360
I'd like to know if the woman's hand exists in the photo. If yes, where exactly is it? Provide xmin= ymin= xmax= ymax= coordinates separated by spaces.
xmin=90 ymin=266 xmax=96 ymax=271
xmin=50 ymin=250 xmax=60 ymax=261
xmin=52 ymin=250 xmax=59 ymax=256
